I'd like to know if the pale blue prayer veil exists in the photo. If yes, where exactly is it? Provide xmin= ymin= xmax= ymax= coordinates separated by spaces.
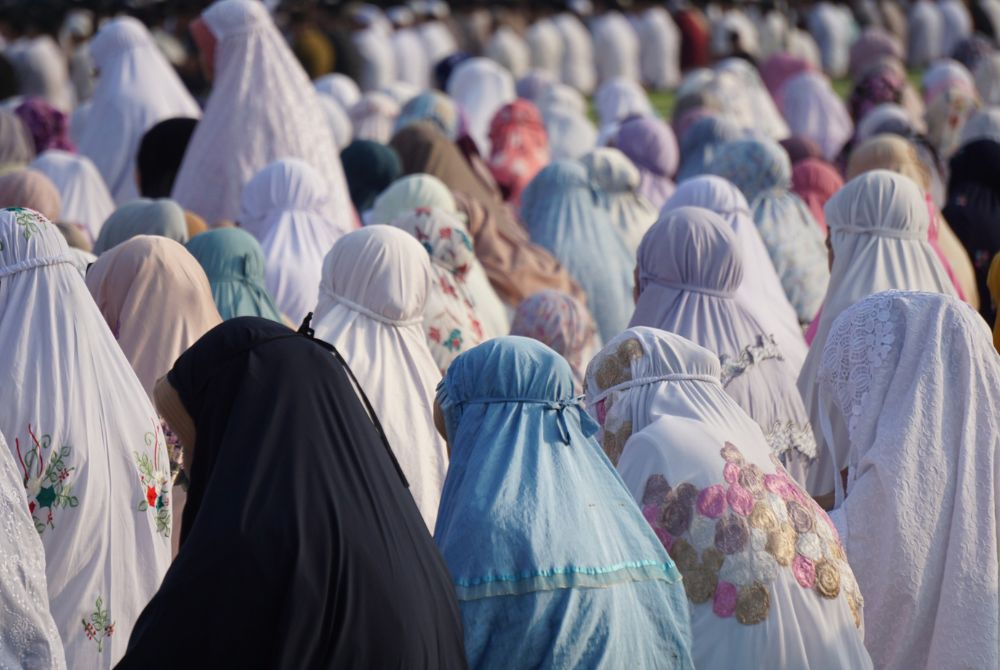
xmin=185 ymin=227 xmax=283 ymax=323
xmin=520 ymin=160 xmax=635 ymax=344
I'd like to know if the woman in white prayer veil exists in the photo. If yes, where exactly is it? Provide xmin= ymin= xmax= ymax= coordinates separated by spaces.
xmin=591 ymin=11 xmax=641 ymax=86
xmin=0 ymin=208 xmax=170 ymax=668
xmin=714 ymin=59 xmax=789 ymax=140
xmin=352 ymin=13 xmax=396 ymax=93
xmin=940 ymin=0 xmax=973 ymax=57
xmin=315 ymin=93 xmax=353 ymax=151
xmin=797 ymin=171 xmax=956 ymax=502
xmin=553 ymin=13 xmax=597 ymax=95
xmin=780 ymin=72 xmax=853 ymax=162
xmin=240 ymin=158 xmax=352 ymax=326
xmin=663 ymin=176 xmax=807 ymax=374
xmin=637 ymin=7 xmax=681 ymax=92
xmin=388 ymin=9 xmax=430 ymax=90
xmin=485 ymin=26 xmax=531 ymax=80
xmin=314 ymin=73 xmax=361 ymax=110
xmin=6 ymin=36 xmax=74 ymax=112
xmin=526 ymin=18 xmax=563 ymax=77
xmin=0 ymin=432 xmax=66 ymax=669
xmin=77 ymin=17 xmax=200 ymax=205
xmin=31 ymin=149 xmax=114 ymax=242
xmin=629 ymin=207 xmax=818 ymax=483
xmin=312 ymin=226 xmax=448 ymax=530
xmin=906 ymin=0 xmax=944 ymax=69
xmin=583 ymin=327 xmax=872 ymax=670
xmin=593 ymin=78 xmax=654 ymax=143
xmin=816 ymin=290 xmax=999 ymax=670
xmin=172 ymin=0 xmax=351 ymax=229
xmin=446 ymin=58 xmax=515 ymax=156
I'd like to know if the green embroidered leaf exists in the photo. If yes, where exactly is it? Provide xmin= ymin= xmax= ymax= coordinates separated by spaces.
xmin=137 ymin=500 xmax=148 ymax=512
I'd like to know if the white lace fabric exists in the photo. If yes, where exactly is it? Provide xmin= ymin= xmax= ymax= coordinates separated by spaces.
xmin=817 ymin=290 xmax=1000 ymax=670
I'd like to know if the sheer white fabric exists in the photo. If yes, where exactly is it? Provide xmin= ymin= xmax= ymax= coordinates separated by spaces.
xmin=553 ymin=13 xmax=596 ymax=95
xmin=240 ymin=158 xmax=351 ymax=325
xmin=714 ymin=59 xmax=789 ymax=140
xmin=391 ymin=27 xmax=430 ymax=90
xmin=5 ymin=36 xmax=74 ymax=112
xmin=525 ymin=19 xmax=563 ymax=77
xmin=637 ymin=8 xmax=681 ymax=91
xmin=663 ymin=176 xmax=807 ymax=373
xmin=0 ymin=208 xmax=170 ymax=667
xmin=314 ymin=73 xmax=361 ymax=110
xmin=30 ymin=150 xmax=114 ymax=241
xmin=348 ymin=92 xmax=400 ymax=144
xmin=446 ymin=58 xmax=515 ymax=156
xmin=417 ymin=20 xmax=458 ymax=71
xmin=312 ymin=226 xmax=447 ymax=529
xmin=582 ymin=327 xmax=872 ymax=670
xmin=315 ymin=93 xmax=353 ymax=150
xmin=593 ymin=78 xmax=654 ymax=142
xmin=591 ymin=11 xmax=641 ymax=85
xmin=628 ymin=207 xmax=817 ymax=478
xmin=77 ymin=17 xmax=200 ymax=205
xmin=780 ymin=72 xmax=853 ymax=162
xmin=817 ymin=290 xmax=999 ymax=670
xmin=353 ymin=26 xmax=396 ymax=93
xmin=485 ymin=27 xmax=531 ymax=79
xmin=0 ymin=432 xmax=65 ymax=669
xmin=798 ymin=171 xmax=957 ymax=496
xmin=171 ymin=0 xmax=351 ymax=229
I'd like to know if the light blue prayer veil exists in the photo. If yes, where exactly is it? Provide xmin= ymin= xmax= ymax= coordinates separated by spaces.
xmin=185 ymin=228 xmax=283 ymax=323
xmin=676 ymin=115 xmax=742 ymax=183
xmin=435 ymin=337 xmax=692 ymax=668
xmin=520 ymin=161 xmax=635 ymax=344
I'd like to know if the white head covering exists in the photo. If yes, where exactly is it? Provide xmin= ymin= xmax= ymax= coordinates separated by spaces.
xmin=353 ymin=25 xmax=397 ymax=93
xmin=591 ymin=11 xmax=641 ymax=86
xmin=780 ymin=72 xmax=853 ymax=161
xmin=663 ymin=176 xmax=807 ymax=373
xmin=314 ymin=73 xmax=361 ymax=110
xmin=368 ymin=173 xmax=508 ymax=338
xmin=580 ymin=146 xmax=657 ymax=255
xmin=798 ymin=171 xmax=957 ymax=496
xmin=526 ymin=18 xmax=563 ymax=77
xmin=239 ymin=158 xmax=348 ymax=325
xmin=0 ymin=208 xmax=170 ymax=667
xmin=553 ymin=13 xmax=597 ymax=95
xmin=312 ymin=225 xmax=447 ymax=528
xmin=77 ymin=17 xmax=200 ymax=205
xmin=629 ymin=207 xmax=817 ymax=479
xmin=817 ymin=290 xmax=999 ymax=670
xmin=446 ymin=57 xmax=516 ymax=156
xmin=637 ymin=7 xmax=681 ymax=91
xmin=541 ymin=107 xmax=598 ymax=162
xmin=6 ymin=36 xmax=73 ymax=112
xmin=417 ymin=19 xmax=458 ymax=71
xmin=973 ymin=54 xmax=1000 ymax=105
xmin=0 ymin=431 xmax=65 ymax=668
xmin=390 ymin=27 xmax=430 ymax=90
xmin=30 ymin=149 xmax=114 ymax=241
xmin=713 ymin=59 xmax=789 ymax=140
xmin=960 ymin=106 xmax=1000 ymax=145
xmin=315 ymin=93 xmax=353 ymax=150
xmin=593 ymin=77 xmax=654 ymax=141
xmin=582 ymin=327 xmax=872 ymax=669
xmin=808 ymin=2 xmax=853 ymax=77
xmin=171 ymin=0 xmax=351 ymax=229
xmin=348 ymin=91 xmax=400 ymax=144
xmin=485 ymin=26 xmax=531 ymax=79
xmin=939 ymin=0 xmax=973 ymax=56
xmin=906 ymin=0 xmax=944 ymax=68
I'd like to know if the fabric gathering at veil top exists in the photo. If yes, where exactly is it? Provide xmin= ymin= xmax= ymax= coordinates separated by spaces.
xmin=92 ymin=198 xmax=187 ymax=255
xmin=487 ymin=99 xmax=550 ymax=206
xmin=171 ymin=0 xmax=352 ymax=229
xmin=816 ymin=290 xmax=999 ymax=670
xmin=0 ymin=208 xmax=170 ymax=667
xmin=340 ymin=139 xmax=402 ymax=213
xmin=239 ymin=158 xmax=350 ymax=325
xmin=135 ymin=117 xmax=199 ymax=199
xmin=391 ymin=121 xmax=584 ymax=306
xmin=312 ymin=226 xmax=448 ymax=529
xmin=115 ymin=318 xmax=468 ymax=669
xmin=0 ymin=431 xmax=66 ymax=668
xmin=0 ymin=168 xmax=61 ymax=223
xmin=446 ymin=57 xmax=515 ymax=156
xmin=348 ymin=91 xmax=401 ymax=144
xmin=798 ymin=171 xmax=957 ymax=499
xmin=629 ymin=207 xmax=817 ymax=481
xmin=386 ymin=208 xmax=486 ymax=373
xmin=77 ymin=17 xmax=200 ymax=204
xmin=31 ymin=149 xmax=114 ymax=241
xmin=185 ymin=228 xmax=283 ymax=323
xmin=85 ymin=235 xmax=223 ymax=400
xmin=435 ymin=336 xmax=694 ymax=670
xmin=706 ymin=137 xmax=830 ymax=323
xmin=581 ymin=147 xmax=658 ymax=256
xmin=663 ymin=176 xmax=807 ymax=373
xmin=582 ymin=328 xmax=872 ymax=670
xmin=509 ymin=289 xmax=599 ymax=392
xmin=609 ymin=116 xmax=679 ymax=210
xmin=520 ymin=160 xmax=634 ymax=344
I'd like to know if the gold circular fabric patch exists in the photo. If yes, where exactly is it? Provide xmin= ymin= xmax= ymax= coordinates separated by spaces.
xmin=684 ymin=567 xmax=718 ymax=604
xmin=814 ymin=559 xmax=841 ymax=599
xmin=765 ymin=522 xmax=797 ymax=566
xmin=749 ymin=500 xmax=777 ymax=532
xmin=735 ymin=582 xmax=771 ymax=625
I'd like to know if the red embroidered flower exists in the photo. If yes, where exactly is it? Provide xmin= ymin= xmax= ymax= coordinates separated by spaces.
xmin=439 ymin=227 xmax=452 ymax=240
xmin=28 ymin=500 xmax=35 ymax=513
xmin=429 ymin=327 xmax=441 ymax=343
xmin=146 ymin=486 xmax=157 ymax=507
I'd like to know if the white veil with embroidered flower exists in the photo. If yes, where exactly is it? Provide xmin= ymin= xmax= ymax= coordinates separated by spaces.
xmin=817 ymin=290 xmax=999 ymax=670
xmin=0 ymin=208 xmax=170 ymax=667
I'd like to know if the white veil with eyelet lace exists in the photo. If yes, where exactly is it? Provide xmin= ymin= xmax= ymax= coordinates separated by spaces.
xmin=817 ymin=290 xmax=999 ymax=670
